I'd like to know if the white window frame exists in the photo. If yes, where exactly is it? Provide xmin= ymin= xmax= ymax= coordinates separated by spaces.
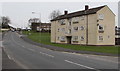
xmin=98 ymin=36 xmax=103 ymax=41
xmin=98 ymin=24 xmax=104 ymax=32
xmin=61 ymin=28 xmax=65 ymax=32
xmin=37 ymin=26 xmax=40 ymax=31
xmin=60 ymin=36 xmax=65 ymax=41
xmin=73 ymin=27 xmax=78 ymax=31
xmin=80 ymin=26 xmax=84 ymax=30
xmin=98 ymin=14 xmax=104 ymax=20
xmin=60 ymin=19 xmax=65 ymax=25
xmin=80 ymin=16 xmax=85 ymax=20
xmin=72 ymin=36 xmax=78 ymax=41
xmin=68 ymin=29 xmax=71 ymax=34
xmin=72 ymin=17 xmax=79 ymax=24
xmin=80 ymin=36 xmax=84 ymax=41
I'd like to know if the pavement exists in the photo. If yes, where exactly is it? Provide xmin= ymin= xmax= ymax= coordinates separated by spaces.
xmin=0 ymin=33 xmax=2 ymax=71
xmin=2 ymin=31 xmax=119 ymax=70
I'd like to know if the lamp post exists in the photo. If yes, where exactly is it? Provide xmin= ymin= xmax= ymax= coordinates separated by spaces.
xmin=32 ymin=12 xmax=41 ymax=42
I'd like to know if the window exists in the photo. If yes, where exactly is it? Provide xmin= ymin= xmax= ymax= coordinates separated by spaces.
xmin=80 ymin=26 xmax=84 ymax=30
xmin=61 ymin=28 xmax=65 ymax=32
xmin=80 ymin=16 xmax=85 ymax=20
xmin=60 ymin=36 xmax=65 ymax=41
xmin=98 ymin=14 xmax=104 ymax=20
xmin=57 ymin=37 xmax=59 ymax=40
xmin=72 ymin=36 xmax=78 ymax=41
xmin=73 ymin=17 xmax=79 ymax=24
xmin=73 ymin=27 xmax=78 ymax=31
xmin=68 ymin=18 xmax=72 ymax=25
xmin=98 ymin=24 xmax=104 ymax=32
xmin=59 ymin=19 xmax=65 ymax=25
xmin=108 ymin=36 xmax=110 ymax=38
xmin=68 ymin=29 xmax=71 ymax=34
xmin=58 ymin=28 xmax=59 ymax=32
xmin=37 ymin=26 xmax=40 ymax=31
xmin=80 ymin=36 xmax=84 ymax=41
xmin=99 ymin=36 xmax=103 ymax=41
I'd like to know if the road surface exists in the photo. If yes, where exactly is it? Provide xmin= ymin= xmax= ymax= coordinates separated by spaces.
xmin=2 ymin=31 xmax=118 ymax=70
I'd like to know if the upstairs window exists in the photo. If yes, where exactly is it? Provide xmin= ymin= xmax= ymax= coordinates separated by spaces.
xmin=61 ymin=28 xmax=65 ymax=32
xmin=59 ymin=19 xmax=65 ymax=25
xmin=98 ymin=14 xmax=104 ymax=20
xmin=68 ymin=29 xmax=71 ymax=34
xmin=80 ymin=16 xmax=85 ymax=20
xmin=58 ymin=28 xmax=59 ymax=32
xmin=72 ymin=17 xmax=79 ymax=24
xmin=68 ymin=18 xmax=72 ymax=25
xmin=98 ymin=24 xmax=104 ymax=32
xmin=73 ymin=27 xmax=78 ymax=31
xmin=80 ymin=26 xmax=84 ymax=30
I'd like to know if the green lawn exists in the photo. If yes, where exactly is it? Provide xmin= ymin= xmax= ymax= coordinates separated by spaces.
xmin=22 ymin=31 xmax=119 ymax=54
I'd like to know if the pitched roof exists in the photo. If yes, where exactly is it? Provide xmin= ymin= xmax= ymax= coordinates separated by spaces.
xmin=51 ymin=5 xmax=106 ymax=21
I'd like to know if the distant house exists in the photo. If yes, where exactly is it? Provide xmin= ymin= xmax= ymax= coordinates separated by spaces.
xmin=51 ymin=5 xmax=115 ymax=45
xmin=31 ymin=23 xmax=51 ymax=32
xmin=115 ymin=26 xmax=120 ymax=45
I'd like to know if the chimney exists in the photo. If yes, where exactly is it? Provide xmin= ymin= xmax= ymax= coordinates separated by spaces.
xmin=85 ymin=5 xmax=89 ymax=10
xmin=64 ymin=10 xmax=68 ymax=15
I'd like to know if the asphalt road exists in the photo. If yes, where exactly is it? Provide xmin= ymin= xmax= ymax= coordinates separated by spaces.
xmin=2 ymin=31 xmax=119 ymax=70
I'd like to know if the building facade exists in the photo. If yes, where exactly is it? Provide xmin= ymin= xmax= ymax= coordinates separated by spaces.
xmin=31 ymin=23 xmax=51 ymax=32
xmin=115 ymin=26 xmax=120 ymax=45
xmin=51 ymin=5 xmax=115 ymax=45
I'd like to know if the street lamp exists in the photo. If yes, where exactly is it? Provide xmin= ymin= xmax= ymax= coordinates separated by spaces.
xmin=32 ymin=12 xmax=41 ymax=42
xmin=32 ymin=12 xmax=41 ymax=23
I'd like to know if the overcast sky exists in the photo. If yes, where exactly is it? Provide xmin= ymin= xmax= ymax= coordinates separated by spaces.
xmin=1 ymin=2 xmax=119 ymax=28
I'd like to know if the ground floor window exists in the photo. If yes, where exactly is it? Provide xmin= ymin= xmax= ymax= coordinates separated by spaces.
xmin=72 ymin=36 xmax=78 ymax=41
xmin=98 ymin=36 xmax=103 ymax=41
xmin=60 ymin=36 xmax=66 ymax=41
xmin=80 ymin=36 xmax=84 ymax=41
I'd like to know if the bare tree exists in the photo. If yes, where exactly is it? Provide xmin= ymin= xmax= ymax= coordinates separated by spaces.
xmin=28 ymin=18 xmax=40 ymax=23
xmin=49 ymin=10 xmax=61 ymax=20
xmin=1 ymin=16 xmax=11 ymax=28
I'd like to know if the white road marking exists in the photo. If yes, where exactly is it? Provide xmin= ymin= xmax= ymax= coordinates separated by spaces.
xmin=28 ymin=48 xmax=54 ymax=58
xmin=39 ymin=52 xmax=54 ymax=58
xmin=65 ymin=60 xmax=95 ymax=70
xmin=62 ymin=52 xmax=118 ymax=64
xmin=7 ymin=55 xmax=12 ymax=60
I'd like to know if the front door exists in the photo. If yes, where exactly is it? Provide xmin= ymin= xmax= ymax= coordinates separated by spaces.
xmin=67 ymin=36 xmax=72 ymax=44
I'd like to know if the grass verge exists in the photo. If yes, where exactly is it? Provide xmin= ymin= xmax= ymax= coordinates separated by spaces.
xmin=22 ymin=31 xmax=119 ymax=54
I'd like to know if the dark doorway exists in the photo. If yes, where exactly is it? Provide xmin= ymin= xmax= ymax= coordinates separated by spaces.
xmin=66 ymin=36 xmax=72 ymax=44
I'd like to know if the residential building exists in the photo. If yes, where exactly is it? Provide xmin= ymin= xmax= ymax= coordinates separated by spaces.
xmin=31 ymin=22 xmax=51 ymax=32
xmin=115 ymin=26 xmax=120 ymax=45
xmin=51 ymin=5 xmax=115 ymax=45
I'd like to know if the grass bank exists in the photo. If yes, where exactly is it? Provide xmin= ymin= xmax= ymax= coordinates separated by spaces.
xmin=22 ymin=31 xmax=119 ymax=54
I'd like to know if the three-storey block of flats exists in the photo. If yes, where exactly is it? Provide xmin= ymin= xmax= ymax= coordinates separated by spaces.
xmin=51 ymin=5 xmax=115 ymax=45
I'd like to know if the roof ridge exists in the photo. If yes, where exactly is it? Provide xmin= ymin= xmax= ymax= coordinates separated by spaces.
xmin=51 ymin=5 xmax=106 ymax=21
xmin=67 ymin=5 xmax=105 ymax=15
